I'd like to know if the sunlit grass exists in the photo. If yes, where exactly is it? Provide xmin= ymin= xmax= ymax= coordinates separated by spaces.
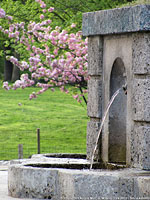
xmin=0 ymin=85 xmax=88 ymax=160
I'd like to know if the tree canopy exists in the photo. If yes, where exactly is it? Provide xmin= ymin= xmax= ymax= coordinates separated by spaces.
xmin=0 ymin=0 xmax=131 ymax=104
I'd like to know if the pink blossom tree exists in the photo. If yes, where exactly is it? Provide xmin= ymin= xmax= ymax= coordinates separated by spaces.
xmin=0 ymin=0 xmax=88 ymax=104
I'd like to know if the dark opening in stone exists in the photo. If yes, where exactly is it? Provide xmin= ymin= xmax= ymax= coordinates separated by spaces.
xmin=44 ymin=153 xmax=86 ymax=159
xmin=109 ymin=57 xmax=127 ymax=164
xmin=25 ymin=162 xmax=126 ymax=170
xmin=25 ymin=163 xmax=95 ymax=169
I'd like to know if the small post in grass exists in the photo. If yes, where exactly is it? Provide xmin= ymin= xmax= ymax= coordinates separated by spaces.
xmin=37 ymin=128 xmax=40 ymax=154
xmin=18 ymin=144 xmax=23 ymax=159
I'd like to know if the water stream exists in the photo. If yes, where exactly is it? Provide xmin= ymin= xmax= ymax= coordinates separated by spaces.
xmin=90 ymin=86 xmax=126 ymax=170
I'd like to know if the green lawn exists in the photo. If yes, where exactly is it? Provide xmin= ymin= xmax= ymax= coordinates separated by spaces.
xmin=0 ymin=85 xmax=88 ymax=160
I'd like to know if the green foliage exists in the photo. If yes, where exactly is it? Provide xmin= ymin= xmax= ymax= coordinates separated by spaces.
xmin=43 ymin=0 xmax=129 ymax=29
xmin=118 ymin=0 xmax=150 ymax=7
xmin=0 ymin=41 xmax=4 ymax=79
xmin=0 ymin=0 xmax=44 ymax=65
xmin=0 ymin=0 xmax=130 ymax=31
xmin=0 ymin=0 xmax=40 ymax=23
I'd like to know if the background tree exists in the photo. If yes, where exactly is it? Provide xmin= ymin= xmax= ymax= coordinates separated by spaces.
xmin=0 ymin=0 xmax=132 ymax=104
xmin=0 ymin=0 xmax=130 ymax=82
xmin=0 ymin=0 xmax=42 ymax=81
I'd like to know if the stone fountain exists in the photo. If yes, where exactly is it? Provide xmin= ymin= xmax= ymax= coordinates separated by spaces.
xmin=8 ymin=5 xmax=150 ymax=199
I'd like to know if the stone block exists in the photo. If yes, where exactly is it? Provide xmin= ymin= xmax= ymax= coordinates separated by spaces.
xmin=87 ymin=77 xmax=102 ymax=118
xmin=82 ymin=12 xmax=89 ymax=36
xmin=131 ymin=124 xmax=150 ymax=170
xmin=73 ymin=173 xmax=119 ymax=199
xmin=88 ymin=36 xmax=103 ymax=75
xmin=87 ymin=120 xmax=100 ymax=160
xmin=136 ymin=177 xmax=150 ymax=198
xmin=58 ymin=172 xmax=74 ymax=199
xmin=8 ymin=166 xmax=59 ymax=199
xmin=132 ymin=33 xmax=150 ymax=74
xmin=132 ymin=78 xmax=150 ymax=121
xmin=118 ymin=177 xmax=134 ymax=198
xmin=82 ymin=5 xmax=150 ymax=36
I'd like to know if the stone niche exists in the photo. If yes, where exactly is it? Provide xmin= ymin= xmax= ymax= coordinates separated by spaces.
xmin=82 ymin=5 xmax=150 ymax=170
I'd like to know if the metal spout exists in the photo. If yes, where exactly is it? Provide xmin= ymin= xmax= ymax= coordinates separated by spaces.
xmin=122 ymin=83 xmax=127 ymax=95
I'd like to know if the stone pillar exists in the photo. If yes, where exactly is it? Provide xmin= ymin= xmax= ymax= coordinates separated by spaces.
xmin=131 ymin=33 xmax=150 ymax=169
xmin=86 ymin=36 xmax=103 ymax=160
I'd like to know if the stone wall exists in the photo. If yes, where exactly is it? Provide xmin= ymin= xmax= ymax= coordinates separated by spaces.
xmin=83 ymin=5 xmax=150 ymax=170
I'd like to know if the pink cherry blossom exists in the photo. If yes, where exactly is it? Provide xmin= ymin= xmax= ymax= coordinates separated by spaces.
xmin=48 ymin=7 xmax=54 ymax=12
xmin=40 ymin=3 xmax=46 ymax=8
xmin=71 ymin=23 xmax=76 ymax=28
xmin=3 ymin=82 xmax=10 ymax=90
xmin=29 ymin=92 xmax=37 ymax=100
xmin=40 ymin=14 xmax=45 ymax=20
xmin=7 ymin=16 xmax=13 ymax=21
xmin=0 ymin=8 xmax=6 ymax=18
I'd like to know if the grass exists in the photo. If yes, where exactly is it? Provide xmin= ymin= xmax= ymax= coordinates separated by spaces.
xmin=0 ymin=85 xmax=88 ymax=160
xmin=118 ymin=0 xmax=150 ymax=7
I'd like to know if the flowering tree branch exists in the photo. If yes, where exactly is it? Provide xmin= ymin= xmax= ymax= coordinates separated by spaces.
xmin=0 ymin=0 xmax=88 ymax=105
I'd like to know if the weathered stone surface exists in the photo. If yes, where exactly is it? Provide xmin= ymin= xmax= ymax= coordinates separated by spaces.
xmin=102 ymin=34 xmax=132 ymax=164
xmin=58 ymin=172 xmax=74 ymax=199
xmin=87 ymin=77 xmax=102 ymax=118
xmin=87 ymin=120 xmax=100 ymax=160
xmin=82 ymin=5 xmax=150 ymax=36
xmin=88 ymin=36 xmax=103 ymax=75
xmin=108 ymin=58 xmax=127 ymax=163
xmin=119 ymin=177 xmax=134 ymax=197
xmin=132 ymin=78 xmax=150 ymax=121
xmin=131 ymin=124 xmax=150 ymax=170
xmin=73 ymin=173 xmax=119 ymax=199
xmin=132 ymin=33 xmax=150 ymax=74
xmin=8 ymin=166 xmax=59 ymax=199
xmin=136 ymin=177 xmax=150 ymax=197
xmin=8 ymin=163 xmax=150 ymax=199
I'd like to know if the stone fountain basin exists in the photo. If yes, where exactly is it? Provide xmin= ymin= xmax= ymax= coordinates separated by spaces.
xmin=8 ymin=154 xmax=150 ymax=199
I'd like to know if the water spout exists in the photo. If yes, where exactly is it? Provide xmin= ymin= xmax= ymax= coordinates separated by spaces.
xmin=90 ymin=86 xmax=126 ymax=170
xmin=122 ymin=83 xmax=127 ymax=95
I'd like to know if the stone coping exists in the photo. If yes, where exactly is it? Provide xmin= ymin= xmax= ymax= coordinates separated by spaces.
xmin=82 ymin=5 xmax=150 ymax=36
xmin=8 ymin=163 xmax=150 ymax=199
xmin=7 ymin=154 xmax=150 ymax=199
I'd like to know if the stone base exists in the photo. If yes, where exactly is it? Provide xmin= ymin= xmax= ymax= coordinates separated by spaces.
xmin=8 ymin=155 xmax=150 ymax=199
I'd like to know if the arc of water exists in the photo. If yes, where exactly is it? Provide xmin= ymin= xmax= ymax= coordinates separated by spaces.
xmin=90 ymin=88 xmax=122 ymax=170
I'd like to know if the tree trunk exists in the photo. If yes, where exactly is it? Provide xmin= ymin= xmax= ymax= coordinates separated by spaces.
xmin=3 ymin=46 xmax=20 ymax=82
xmin=11 ymin=64 xmax=20 ymax=82
xmin=3 ymin=46 xmax=13 ymax=81
xmin=4 ymin=59 xmax=13 ymax=81
xmin=11 ymin=52 xmax=20 ymax=82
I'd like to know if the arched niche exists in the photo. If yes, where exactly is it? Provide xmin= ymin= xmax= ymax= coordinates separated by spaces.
xmin=108 ymin=57 xmax=127 ymax=164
